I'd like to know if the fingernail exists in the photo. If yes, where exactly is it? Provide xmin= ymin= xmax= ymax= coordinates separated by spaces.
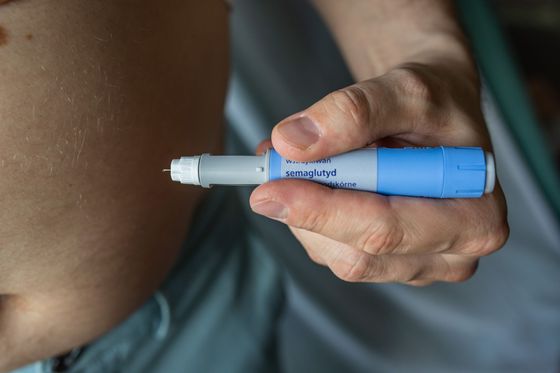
xmin=277 ymin=116 xmax=321 ymax=150
xmin=251 ymin=200 xmax=288 ymax=220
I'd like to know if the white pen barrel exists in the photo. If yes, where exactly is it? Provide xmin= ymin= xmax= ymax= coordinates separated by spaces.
xmin=198 ymin=154 xmax=268 ymax=187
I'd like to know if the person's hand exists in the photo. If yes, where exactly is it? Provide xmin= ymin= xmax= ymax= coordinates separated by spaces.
xmin=250 ymin=62 xmax=509 ymax=285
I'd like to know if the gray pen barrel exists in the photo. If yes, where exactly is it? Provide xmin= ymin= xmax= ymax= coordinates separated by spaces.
xmin=198 ymin=153 xmax=268 ymax=187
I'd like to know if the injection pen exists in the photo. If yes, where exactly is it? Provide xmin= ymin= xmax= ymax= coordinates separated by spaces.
xmin=167 ymin=146 xmax=495 ymax=198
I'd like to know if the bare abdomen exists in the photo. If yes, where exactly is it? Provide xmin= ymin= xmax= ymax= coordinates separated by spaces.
xmin=0 ymin=0 xmax=229 ymax=369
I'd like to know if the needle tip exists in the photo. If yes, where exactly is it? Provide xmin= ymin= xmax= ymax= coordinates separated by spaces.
xmin=162 ymin=169 xmax=171 ymax=172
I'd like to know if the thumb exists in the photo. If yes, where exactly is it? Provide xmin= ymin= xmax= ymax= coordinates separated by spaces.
xmin=271 ymin=73 xmax=420 ymax=161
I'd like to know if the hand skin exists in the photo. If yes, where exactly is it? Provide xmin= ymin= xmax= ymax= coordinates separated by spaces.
xmin=250 ymin=0 xmax=509 ymax=285
xmin=0 ymin=0 xmax=228 ymax=370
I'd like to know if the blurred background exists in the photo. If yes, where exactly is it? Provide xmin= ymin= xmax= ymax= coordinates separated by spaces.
xmin=493 ymin=0 xmax=560 ymax=168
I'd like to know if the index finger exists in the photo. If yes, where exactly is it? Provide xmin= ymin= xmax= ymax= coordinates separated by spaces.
xmin=250 ymin=179 xmax=508 ymax=256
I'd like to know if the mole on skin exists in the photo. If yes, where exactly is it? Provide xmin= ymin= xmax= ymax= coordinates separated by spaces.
xmin=0 ymin=26 xmax=7 ymax=47
xmin=0 ymin=0 xmax=13 ymax=46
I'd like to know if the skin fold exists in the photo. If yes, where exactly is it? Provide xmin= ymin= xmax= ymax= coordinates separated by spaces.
xmin=0 ymin=0 xmax=228 ymax=370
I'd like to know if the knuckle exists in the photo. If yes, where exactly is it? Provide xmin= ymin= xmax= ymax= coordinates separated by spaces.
xmin=465 ymin=221 xmax=510 ymax=257
xmin=358 ymin=219 xmax=404 ymax=255
xmin=446 ymin=261 xmax=479 ymax=283
xmin=391 ymin=65 xmax=436 ymax=103
xmin=328 ymin=87 xmax=371 ymax=128
xmin=331 ymin=252 xmax=375 ymax=282
xmin=403 ymin=267 xmax=425 ymax=283
xmin=406 ymin=279 xmax=434 ymax=287
xmin=491 ymin=222 xmax=511 ymax=252
xmin=297 ymin=208 xmax=328 ymax=233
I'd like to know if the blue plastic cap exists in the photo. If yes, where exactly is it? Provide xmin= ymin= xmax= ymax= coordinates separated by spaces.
xmin=441 ymin=147 xmax=486 ymax=198
xmin=377 ymin=147 xmax=487 ymax=198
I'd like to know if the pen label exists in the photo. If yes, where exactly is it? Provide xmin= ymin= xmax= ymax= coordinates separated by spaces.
xmin=280 ymin=148 xmax=378 ymax=192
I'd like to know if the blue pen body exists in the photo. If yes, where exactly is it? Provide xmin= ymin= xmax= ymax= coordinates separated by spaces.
xmin=268 ymin=146 xmax=490 ymax=198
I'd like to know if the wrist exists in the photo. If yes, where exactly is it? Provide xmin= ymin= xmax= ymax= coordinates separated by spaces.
xmin=360 ymin=33 xmax=478 ymax=83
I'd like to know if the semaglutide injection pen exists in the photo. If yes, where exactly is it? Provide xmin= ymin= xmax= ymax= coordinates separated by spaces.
xmin=167 ymin=146 xmax=495 ymax=198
